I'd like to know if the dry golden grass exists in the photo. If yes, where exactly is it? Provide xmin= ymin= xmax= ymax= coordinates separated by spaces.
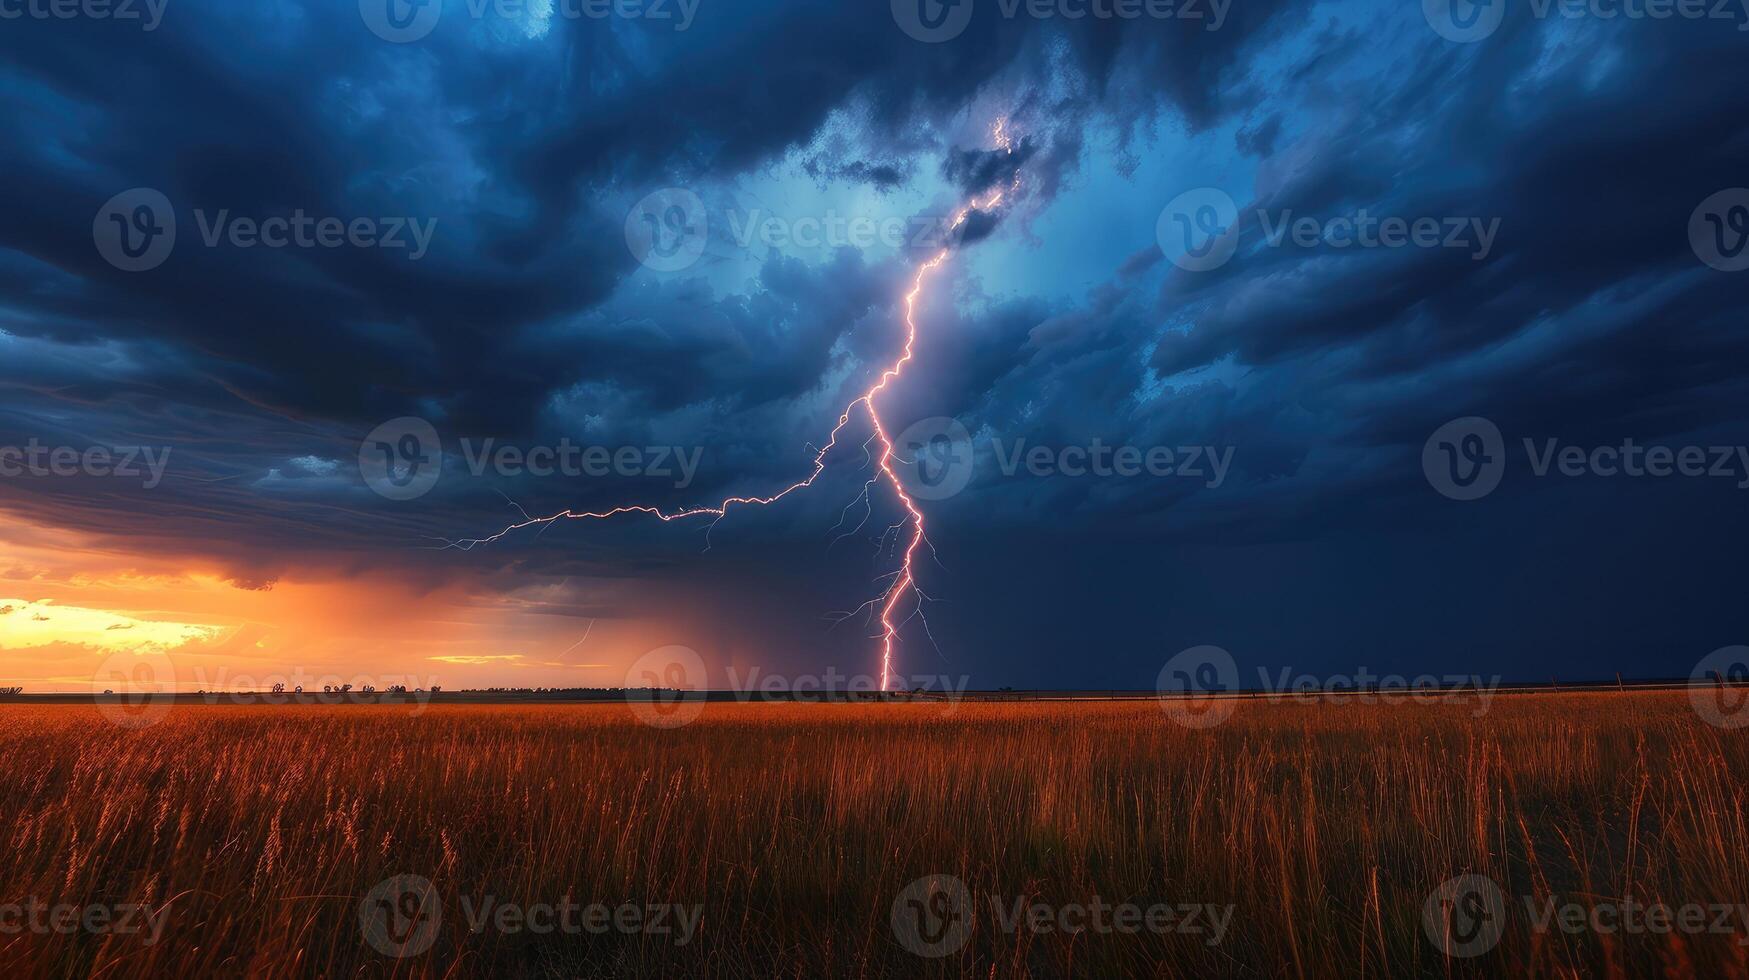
xmin=1 ymin=693 xmax=1745 ymax=978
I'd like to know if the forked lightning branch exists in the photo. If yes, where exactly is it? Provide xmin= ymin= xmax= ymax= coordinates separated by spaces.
xmin=444 ymin=122 xmax=1026 ymax=691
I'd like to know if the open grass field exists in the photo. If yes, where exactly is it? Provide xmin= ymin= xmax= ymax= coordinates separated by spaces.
xmin=2 ymin=693 xmax=1746 ymax=978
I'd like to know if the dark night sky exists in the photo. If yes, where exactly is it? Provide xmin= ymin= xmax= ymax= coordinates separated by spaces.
xmin=2 ymin=0 xmax=1748 ymax=690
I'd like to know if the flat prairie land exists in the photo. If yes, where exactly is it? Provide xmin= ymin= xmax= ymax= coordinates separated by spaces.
xmin=1 ymin=694 xmax=1745 ymax=978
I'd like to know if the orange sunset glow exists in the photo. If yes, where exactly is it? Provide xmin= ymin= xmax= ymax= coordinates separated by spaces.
xmin=0 ymin=521 xmax=636 ymax=692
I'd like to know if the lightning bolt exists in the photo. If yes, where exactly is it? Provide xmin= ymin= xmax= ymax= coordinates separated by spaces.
xmin=445 ymin=124 xmax=1021 ymax=692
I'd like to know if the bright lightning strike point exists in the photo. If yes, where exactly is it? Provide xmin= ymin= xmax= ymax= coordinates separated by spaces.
xmin=445 ymin=122 xmax=1023 ymax=693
